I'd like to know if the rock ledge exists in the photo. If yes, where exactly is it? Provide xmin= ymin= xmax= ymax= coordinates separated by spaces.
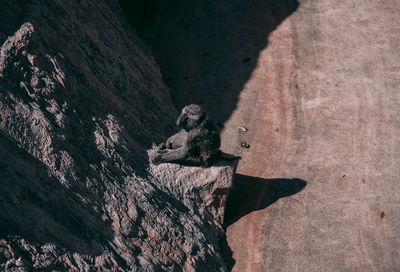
xmin=148 ymin=152 xmax=239 ymax=226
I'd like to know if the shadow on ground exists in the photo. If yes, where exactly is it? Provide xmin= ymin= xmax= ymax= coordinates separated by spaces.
xmin=224 ymin=174 xmax=307 ymax=228
xmin=120 ymin=0 xmax=299 ymax=126
xmin=219 ymin=174 xmax=306 ymax=270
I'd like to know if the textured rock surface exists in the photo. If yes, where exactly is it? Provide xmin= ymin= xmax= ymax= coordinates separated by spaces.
xmin=127 ymin=0 xmax=400 ymax=271
xmin=0 ymin=1 xmax=236 ymax=271
xmin=224 ymin=1 xmax=400 ymax=271
xmin=149 ymin=149 xmax=238 ymax=226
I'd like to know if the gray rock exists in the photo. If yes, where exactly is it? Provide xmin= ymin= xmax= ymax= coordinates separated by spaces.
xmin=0 ymin=2 xmax=235 ymax=271
xmin=148 ymin=148 xmax=238 ymax=226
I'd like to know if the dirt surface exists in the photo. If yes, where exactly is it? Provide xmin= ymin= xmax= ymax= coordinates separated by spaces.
xmin=128 ymin=0 xmax=400 ymax=270
xmin=223 ymin=0 xmax=400 ymax=271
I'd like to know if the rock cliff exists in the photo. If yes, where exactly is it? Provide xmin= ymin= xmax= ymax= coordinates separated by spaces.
xmin=0 ymin=1 xmax=236 ymax=271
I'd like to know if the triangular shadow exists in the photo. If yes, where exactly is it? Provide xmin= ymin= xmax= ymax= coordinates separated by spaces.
xmin=224 ymin=174 xmax=307 ymax=229
xmin=120 ymin=0 xmax=300 ymax=126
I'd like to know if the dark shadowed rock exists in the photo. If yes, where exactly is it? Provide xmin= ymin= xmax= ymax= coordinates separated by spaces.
xmin=0 ymin=2 xmax=236 ymax=271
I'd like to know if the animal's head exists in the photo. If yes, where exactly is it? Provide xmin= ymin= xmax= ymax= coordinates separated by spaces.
xmin=177 ymin=104 xmax=206 ymax=131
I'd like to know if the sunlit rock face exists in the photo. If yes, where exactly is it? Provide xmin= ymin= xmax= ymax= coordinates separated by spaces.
xmin=148 ymin=148 xmax=238 ymax=227
xmin=0 ymin=2 xmax=236 ymax=271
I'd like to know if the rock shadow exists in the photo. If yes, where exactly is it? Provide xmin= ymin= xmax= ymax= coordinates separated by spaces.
xmin=223 ymin=174 xmax=306 ymax=228
xmin=119 ymin=0 xmax=299 ymax=126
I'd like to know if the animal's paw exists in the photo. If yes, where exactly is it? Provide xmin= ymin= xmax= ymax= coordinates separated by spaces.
xmin=149 ymin=152 xmax=162 ymax=165
xmin=156 ymin=143 xmax=166 ymax=151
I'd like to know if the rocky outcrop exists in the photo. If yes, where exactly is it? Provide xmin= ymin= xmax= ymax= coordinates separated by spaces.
xmin=0 ymin=2 xmax=236 ymax=271
xmin=149 ymin=150 xmax=238 ymax=226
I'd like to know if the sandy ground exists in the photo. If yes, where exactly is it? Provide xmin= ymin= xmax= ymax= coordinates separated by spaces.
xmin=222 ymin=0 xmax=400 ymax=271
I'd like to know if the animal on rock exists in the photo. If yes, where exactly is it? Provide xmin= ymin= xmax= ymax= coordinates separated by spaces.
xmin=151 ymin=104 xmax=221 ymax=166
